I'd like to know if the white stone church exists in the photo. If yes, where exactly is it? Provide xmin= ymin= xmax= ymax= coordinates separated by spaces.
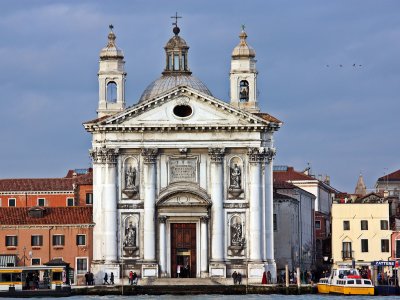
xmin=84 ymin=21 xmax=281 ymax=283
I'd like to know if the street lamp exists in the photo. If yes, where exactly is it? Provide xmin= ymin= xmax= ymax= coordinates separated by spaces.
xmin=20 ymin=247 xmax=32 ymax=266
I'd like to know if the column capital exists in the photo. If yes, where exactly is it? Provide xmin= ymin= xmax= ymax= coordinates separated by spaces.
xmin=158 ymin=216 xmax=168 ymax=223
xmin=264 ymin=147 xmax=276 ymax=164
xmin=208 ymin=147 xmax=225 ymax=163
xmin=89 ymin=146 xmax=119 ymax=164
xmin=247 ymin=147 xmax=276 ymax=164
xmin=141 ymin=148 xmax=158 ymax=164
xmin=200 ymin=216 xmax=209 ymax=223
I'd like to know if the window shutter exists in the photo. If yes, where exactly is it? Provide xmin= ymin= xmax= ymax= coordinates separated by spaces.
xmin=61 ymin=235 xmax=65 ymax=245
xmin=39 ymin=235 xmax=43 ymax=246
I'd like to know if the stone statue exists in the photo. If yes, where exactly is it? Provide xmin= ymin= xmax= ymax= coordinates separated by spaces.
xmin=240 ymin=85 xmax=249 ymax=100
xmin=123 ymin=223 xmax=136 ymax=247
xmin=125 ymin=166 xmax=136 ymax=188
xmin=230 ymin=164 xmax=241 ymax=189
xmin=231 ymin=222 xmax=243 ymax=245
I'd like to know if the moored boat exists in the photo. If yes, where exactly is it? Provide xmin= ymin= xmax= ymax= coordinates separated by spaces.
xmin=317 ymin=266 xmax=374 ymax=295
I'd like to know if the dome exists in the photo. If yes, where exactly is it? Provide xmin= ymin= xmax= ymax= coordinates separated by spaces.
xmin=232 ymin=30 xmax=256 ymax=58
xmin=139 ymin=75 xmax=212 ymax=102
xmin=165 ymin=35 xmax=188 ymax=49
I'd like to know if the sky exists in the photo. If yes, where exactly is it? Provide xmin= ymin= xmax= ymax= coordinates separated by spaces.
xmin=0 ymin=0 xmax=399 ymax=193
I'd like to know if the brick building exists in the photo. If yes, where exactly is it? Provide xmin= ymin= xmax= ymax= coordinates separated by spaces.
xmin=0 ymin=169 xmax=94 ymax=285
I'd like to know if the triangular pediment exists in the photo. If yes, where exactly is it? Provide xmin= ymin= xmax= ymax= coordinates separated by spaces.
xmin=84 ymin=86 xmax=280 ymax=132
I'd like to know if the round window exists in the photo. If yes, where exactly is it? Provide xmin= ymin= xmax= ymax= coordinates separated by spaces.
xmin=173 ymin=105 xmax=192 ymax=118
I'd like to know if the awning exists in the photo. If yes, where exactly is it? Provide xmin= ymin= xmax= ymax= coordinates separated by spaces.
xmin=0 ymin=255 xmax=17 ymax=267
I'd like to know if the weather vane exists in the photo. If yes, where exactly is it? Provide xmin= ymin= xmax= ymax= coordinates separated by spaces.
xmin=109 ymin=24 xmax=114 ymax=31
xmin=241 ymin=24 xmax=246 ymax=31
xmin=171 ymin=12 xmax=182 ymax=27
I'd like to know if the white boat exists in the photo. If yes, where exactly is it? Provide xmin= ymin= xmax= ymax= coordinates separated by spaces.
xmin=317 ymin=266 xmax=374 ymax=295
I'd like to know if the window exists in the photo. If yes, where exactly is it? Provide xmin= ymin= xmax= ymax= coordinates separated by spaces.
xmin=31 ymin=235 xmax=43 ymax=247
xmin=174 ymin=54 xmax=180 ymax=71
xmin=5 ymin=236 xmax=18 ymax=247
xmin=381 ymin=239 xmax=389 ymax=252
xmin=76 ymin=235 xmax=86 ymax=246
xmin=361 ymin=239 xmax=369 ymax=252
xmin=8 ymin=198 xmax=16 ymax=207
xmin=396 ymin=240 xmax=400 ymax=259
xmin=76 ymin=258 xmax=88 ymax=274
xmin=67 ymin=198 xmax=74 ymax=207
xmin=37 ymin=198 xmax=45 ymax=207
xmin=239 ymin=80 xmax=249 ymax=102
xmin=381 ymin=220 xmax=389 ymax=230
xmin=315 ymin=220 xmax=321 ymax=229
xmin=86 ymin=193 xmax=93 ymax=205
xmin=52 ymin=235 xmax=65 ymax=246
xmin=273 ymin=213 xmax=277 ymax=231
xmin=31 ymin=258 xmax=41 ymax=265
xmin=343 ymin=220 xmax=350 ymax=230
xmin=106 ymin=81 xmax=117 ymax=103
xmin=342 ymin=241 xmax=352 ymax=259
xmin=168 ymin=54 xmax=173 ymax=70
xmin=361 ymin=220 xmax=368 ymax=230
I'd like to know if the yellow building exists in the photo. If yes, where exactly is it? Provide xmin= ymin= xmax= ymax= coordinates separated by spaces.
xmin=332 ymin=194 xmax=392 ymax=267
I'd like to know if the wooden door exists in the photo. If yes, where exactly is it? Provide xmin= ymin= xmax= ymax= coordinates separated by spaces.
xmin=171 ymin=223 xmax=196 ymax=278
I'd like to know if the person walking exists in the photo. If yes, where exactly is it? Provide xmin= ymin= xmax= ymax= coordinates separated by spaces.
xmin=237 ymin=272 xmax=242 ymax=285
xmin=110 ymin=272 xmax=114 ymax=285
xmin=132 ymin=272 xmax=138 ymax=285
xmin=267 ymin=270 xmax=272 ymax=284
xmin=129 ymin=271 xmax=133 ymax=285
xmin=232 ymin=271 xmax=238 ymax=285
xmin=103 ymin=272 xmax=109 ymax=285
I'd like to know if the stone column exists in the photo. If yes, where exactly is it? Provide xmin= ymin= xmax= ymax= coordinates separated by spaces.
xmin=90 ymin=146 xmax=119 ymax=263
xmin=142 ymin=148 xmax=158 ymax=262
xmin=200 ymin=216 xmax=209 ymax=277
xmin=208 ymin=148 xmax=225 ymax=262
xmin=264 ymin=147 xmax=277 ymax=281
xmin=247 ymin=147 xmax=263 ymax=262
xmin=158 ymin=216 xmax=167 ymax=277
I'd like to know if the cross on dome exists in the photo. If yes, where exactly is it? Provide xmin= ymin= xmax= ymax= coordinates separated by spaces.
xmin=171 ymin=12 xmax=182 ymax=35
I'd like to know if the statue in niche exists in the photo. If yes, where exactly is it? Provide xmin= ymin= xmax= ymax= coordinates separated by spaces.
xmin=123 ymin=222 xmax=136 ymax=248
xmin=239 ymin=80 xmax=249 ymax=102
xmin=230 ymin=164 xmax=242 ymax=189
xmin=231 ymin=221 xmax=244 ymax=246
xmin=125 ymin=166 xmax=136 ymax=188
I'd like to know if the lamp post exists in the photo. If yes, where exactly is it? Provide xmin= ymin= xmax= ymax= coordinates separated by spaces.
xmin=20 ymin=247 xmax=32 ymax=266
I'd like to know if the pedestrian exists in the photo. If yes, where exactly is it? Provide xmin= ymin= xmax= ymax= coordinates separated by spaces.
xmin=89 ymin=272 xmax=94 ymax=285
xmin=132 ymin=272 xmax=138 ymax=285
xmin=103 ymin=272 xmax=109 ymax=285
xmin=110 ymin=272 xmax=114 ymax=285
xmin=267 ymin=270 xmax=271 ymax=284
xmin=232 ymin=271 xmax=238 ymax=285
xmin=237 ymin=272 xmax=242 ymax=285
xmin=129 ymin=271 xmax=133 ymax=285
xmin=85 ymin=271 xmax=89 ymax=285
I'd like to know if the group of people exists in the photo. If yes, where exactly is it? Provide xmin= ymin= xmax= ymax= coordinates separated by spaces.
xmin=231 ymin=271 xmax=243 ymax=285
xmin=129 ymin=271 xmax=138 ymax=285
xmin=84 ymin=271 xmax=95 ymax=285
xmin=103 ymin=272 xmax=115 ymax=285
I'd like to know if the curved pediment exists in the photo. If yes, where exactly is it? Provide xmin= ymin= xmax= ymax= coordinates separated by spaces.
xmin=157 ymin=182 xmax=211 ymax=207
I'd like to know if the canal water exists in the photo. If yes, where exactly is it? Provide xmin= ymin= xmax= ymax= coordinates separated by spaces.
xmin=1 ymin=295 xmax=398 ymax=300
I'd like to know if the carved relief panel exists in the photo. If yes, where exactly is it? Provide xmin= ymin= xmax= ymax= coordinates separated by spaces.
xmin=168 ymin=156 xmax=199 ymax=184
xmin=122 ymin=156 xmax=139 ymax=199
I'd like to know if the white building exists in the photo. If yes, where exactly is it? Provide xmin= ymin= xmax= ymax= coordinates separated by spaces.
xmin=273 ymin=181 xmax=315 ymax=273
xmin=84 ymin=23 xmax=281 ymax=283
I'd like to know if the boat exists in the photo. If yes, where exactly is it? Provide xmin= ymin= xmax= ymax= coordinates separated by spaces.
xmin=0 ymin=265 xmax=71 ymax=297
xmin=317 ymin=266 xmax=374 ymax=295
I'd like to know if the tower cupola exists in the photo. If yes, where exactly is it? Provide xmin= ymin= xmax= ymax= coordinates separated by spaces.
xmin=162 ymin=15 xmax=191 ymax=75
xmin=97 ymin=25 xmax=126 ymax=118
xmin=230 ymin=26 xmax=259 ymax=113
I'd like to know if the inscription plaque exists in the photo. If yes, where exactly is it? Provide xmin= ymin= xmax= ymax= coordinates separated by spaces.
xmin=169 ymin=158 xmax=197 ymax=183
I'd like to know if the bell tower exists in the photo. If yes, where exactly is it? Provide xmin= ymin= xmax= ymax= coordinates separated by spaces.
xmin=97 ymin=25 xmax=126 ymax=118
xmin=230 ymin=26 xmax=259 ymax=113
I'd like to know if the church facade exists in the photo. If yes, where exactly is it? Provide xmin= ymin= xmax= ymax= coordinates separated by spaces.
xmin=84 ymin=22 xmax=281 ymax=283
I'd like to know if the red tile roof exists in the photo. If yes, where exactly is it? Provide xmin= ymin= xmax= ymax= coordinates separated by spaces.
xmin=0 ymin=207 xmax=93 ymax=225
xmin=254 ymin=113 xmax=282 ymax=124
xmin=273 ymin=167 xmax=316 ymax=182
xmin=377 ymin=169 xmax=400 ymax=182
xmin=0 ymin=173 xmax=92 ymax=192
xmin=274 ymin=181 xmax=297 ymax=189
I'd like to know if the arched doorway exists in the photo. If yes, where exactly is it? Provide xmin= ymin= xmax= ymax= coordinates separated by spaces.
xmin=157 ymin=183 xmax=211 ymax=278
